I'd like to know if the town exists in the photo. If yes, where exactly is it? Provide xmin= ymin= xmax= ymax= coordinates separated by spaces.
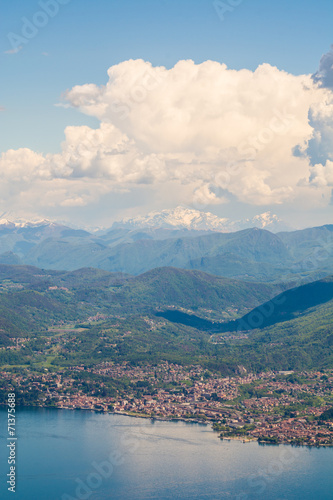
xmin=1 ymin=363 xmax=332 ymax=447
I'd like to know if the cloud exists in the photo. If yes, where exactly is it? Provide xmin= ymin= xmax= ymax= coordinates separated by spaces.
xmin=312 ymin=46 xmax=333 ymax=90
xmin=301 ymin=47 xmax=333 ymax=168
xmin=0 ymin=148 xmax=46 ymax=181
xmin=309 ymin=160 xmax=333 ymax=187
xmin=1 ymin=58 xmax=333 ymax=223
xmin=293 ymin=47 xmax=333 ymax=176
xmin=65 ymin=60 xmax=313 ymax=156
xmin=59 ymin=59 xmax=329 ymax=205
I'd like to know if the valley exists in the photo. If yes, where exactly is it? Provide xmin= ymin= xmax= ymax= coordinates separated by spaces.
xmin=0 ymin=218 xmax=332 ymax=447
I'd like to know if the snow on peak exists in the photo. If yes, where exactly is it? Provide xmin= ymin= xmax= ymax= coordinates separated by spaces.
xmin=0 ymin=218 xmax=62 ymax=229
xmin=251 ymin=212 xmax=281 ymax=228
xmin=113 ymin=207 xmax=287 ymax=233
xmin=113 ymin=206 xmax=230 ymax=232
xmin=233 ymin=211 xmax=287 ymax=231
xmin=0 ymin=219 xmax=15 ymax=227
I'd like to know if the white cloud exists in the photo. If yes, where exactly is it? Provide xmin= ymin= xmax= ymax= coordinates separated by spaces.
xmin=1 ymin=58 xmax=333 ymax=223
xmin=0 ymin=148 xmax=46 ymax=181
xmin=309 ymin=160 xmax=333 ymax=187
xmin=302 ymin=94 xmax=333 ymax=166
xmin=65 ymin=60 xmax=314 ymax=156
xmin=61 ymin=59 xmax=329 ymax=205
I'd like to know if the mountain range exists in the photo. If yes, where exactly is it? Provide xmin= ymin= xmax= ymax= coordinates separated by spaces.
xmin=0 ymin=207 xmax=287 ymax=233
xmin=112 ymin=206 xmax=288 ymax=232
xmin=0 ymin=213 xmax=331 ymax=283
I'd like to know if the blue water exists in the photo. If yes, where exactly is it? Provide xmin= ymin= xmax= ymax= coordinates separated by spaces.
xmin=0 ymin=407 xmax=332 ymax=499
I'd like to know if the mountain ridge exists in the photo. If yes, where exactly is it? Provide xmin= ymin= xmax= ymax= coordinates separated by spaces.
xmin=112 ymin=206 xmax=288 ymax=232
xmin=0 ymin=219 xmax=331 ymax=283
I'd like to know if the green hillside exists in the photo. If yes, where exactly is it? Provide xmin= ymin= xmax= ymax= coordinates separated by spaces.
xmin=0 ymin=265 xmax=282 ymax=342
xmin=0 ymin=264 xmax=331 ymax=373
xmin=245 ymin=299 xmax=333 ymax=370
xmin=221 ymin=275 xmax=333 ymax=332
xmin=154 ymin=275 xmax=333 ymax=370
xmin=114 ymin=267 xmax=285 ymax=318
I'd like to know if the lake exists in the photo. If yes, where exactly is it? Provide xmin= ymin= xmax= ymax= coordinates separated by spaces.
xmin=0 ymin=407 xmax=332 ymax=499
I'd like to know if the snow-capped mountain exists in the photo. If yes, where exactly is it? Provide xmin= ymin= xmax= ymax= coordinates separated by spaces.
xmin=0 ymin=218 xmax=59 ymax=229
xmin=0 ymin=209 xmax=288 ymax=235
xmin=229 ymin=212 xmax=289 ymax=232
xmin=112 ymin=207 xmax=230 ymax=232
xmin=112 ymin=207 xmax=287 ymax=233
xmin=251 ymin=212 xmax=282 ymax=228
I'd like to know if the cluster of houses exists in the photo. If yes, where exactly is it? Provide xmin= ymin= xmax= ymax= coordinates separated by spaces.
xmin=1 ymin=364 xmax=332 ymax=445
xmin=247 ymin=414 xmax=333 ymax=445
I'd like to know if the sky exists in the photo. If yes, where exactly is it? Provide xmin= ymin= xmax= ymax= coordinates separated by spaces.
xmin=0 ymin=0 xmax=333 ymax=229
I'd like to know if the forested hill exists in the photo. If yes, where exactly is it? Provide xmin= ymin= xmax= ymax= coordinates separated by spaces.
xmin=158 ymin=275 xmax=333 ymax=334
xmin=0 ymin=264 xmax=284 ymax=340
xmin=219 ymin=275 xmax=333 ymax=332
xmin=0 ymin=264 xmax=332 ymax=371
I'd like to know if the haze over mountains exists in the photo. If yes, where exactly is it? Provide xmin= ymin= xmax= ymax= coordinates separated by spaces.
xmin=0 ymin=208 xmax=331 ymax=284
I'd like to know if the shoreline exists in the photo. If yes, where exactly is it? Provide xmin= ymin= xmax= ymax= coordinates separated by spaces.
xmin=1 ymin=403 xmax=332 ymax=448
xmin=221 ymin=436 xmax=256 ymax=443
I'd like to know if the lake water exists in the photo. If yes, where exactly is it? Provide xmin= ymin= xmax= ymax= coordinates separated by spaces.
xmin=0 ymin=407 xmax=332 ymax=499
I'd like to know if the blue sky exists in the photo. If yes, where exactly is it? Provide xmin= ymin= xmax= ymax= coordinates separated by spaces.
xmin=0 ymin=0 xmax=333 ymax=227
xmin=1 ymin=0 xmax=332 ymax=153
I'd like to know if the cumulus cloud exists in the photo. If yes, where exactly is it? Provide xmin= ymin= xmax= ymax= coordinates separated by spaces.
xmin=59 ymin=59 xmax=331 ymax=205
xmin=0 ymin=148 xmax=46 ymax=181
xmin=292 ymin=46 xmax=333 ymax=189
xmin=309 ymin=160 xmax=333 ymax=187
xmin=1 ymin=57 xmax=333 ymax=222
xmin=65 ymin=60 xmax=314 ymax=156
xmin=305 ymin=99 xmax=333 ymax=166
xmin=312 ymin=46 xmax=333 ymax=90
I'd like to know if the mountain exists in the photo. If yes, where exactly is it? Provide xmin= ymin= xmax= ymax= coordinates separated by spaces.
xmin=112 ymin=206 xmax=230 ymax=231
xmin=0 ymin=219 xmax=90 ymax=257
xmin=277 ymin=224 xmax=333 ymax=267
xmin=21 ymin=226 xmax=293 ymax=280
xmin=230 ymin=211 xmax=289 ymax=232
xmin=111 ymin=206 xmax=287 ymax=232
xmin=0 ymin=218 xmax=57 ymax=229
xmin=0 ymin=217 xmax=331 ymax=283
xmin=101 ymin=228 xmax=292 ymax=277
xmin=0 ymin=219 xmax=91 ymax=266
xmin=0 ymin=251 xmax=22 ymax=265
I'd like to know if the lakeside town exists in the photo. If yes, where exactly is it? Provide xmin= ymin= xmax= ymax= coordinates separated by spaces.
xmin=1 ymin=363 xmax=332 ymax=446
